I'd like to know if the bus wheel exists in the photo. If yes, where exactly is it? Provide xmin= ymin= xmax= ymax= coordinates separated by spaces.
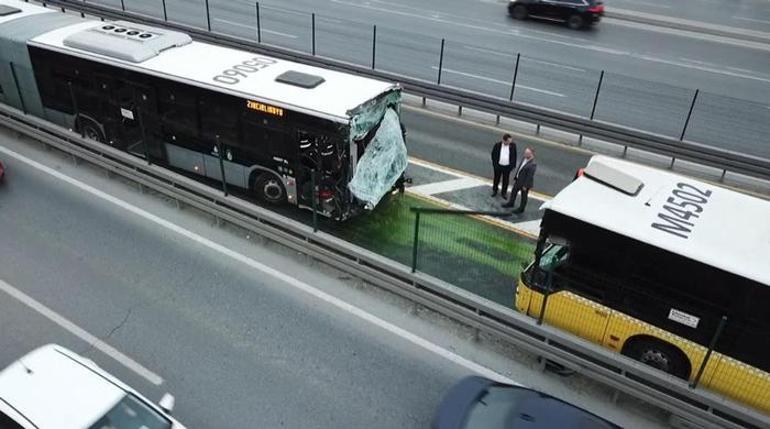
xmin=75 ymin=116 xmax=106 ymax=143
xmin=622 ymin=337 xmax=691 ymax=379
xmin=254 ymin=173 xmax=286 ymax=205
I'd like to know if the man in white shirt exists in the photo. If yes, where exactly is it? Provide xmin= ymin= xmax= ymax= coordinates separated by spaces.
xmin=490 ymin=134 xmax=517 ymax=198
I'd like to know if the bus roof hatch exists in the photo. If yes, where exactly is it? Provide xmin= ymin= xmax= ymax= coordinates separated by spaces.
xmin=63 ymin=21 xmax=191 ymax=63
xmin=584 ymin=157 xmax=644 ymax=196
xmin=275 ymin=71 xmax=326 ymax=89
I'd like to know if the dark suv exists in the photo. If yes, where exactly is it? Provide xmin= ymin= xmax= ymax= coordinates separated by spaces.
xmin=508 ymin=0 xmax=605 ymax=29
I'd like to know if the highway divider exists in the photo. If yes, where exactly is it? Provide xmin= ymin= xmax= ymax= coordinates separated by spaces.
xmin=2 ymin=97 xmax=768 ymax=429
xmin=45 ymin=0 xmax=770 ymax=184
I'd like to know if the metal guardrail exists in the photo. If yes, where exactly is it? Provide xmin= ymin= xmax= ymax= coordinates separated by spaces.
xmin=44 ymin=0 xmax=770 ymax=183
xmin=2 ymin=100 xmax=769 ymax=429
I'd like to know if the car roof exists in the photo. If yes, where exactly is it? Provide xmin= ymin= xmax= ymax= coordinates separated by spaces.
xmin=0 ymin=345 xmax=125 ymax=429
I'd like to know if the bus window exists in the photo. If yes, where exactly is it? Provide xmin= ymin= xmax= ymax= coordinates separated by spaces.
xmin=200 ymin=95 xmax=239 ymax=146
xmin=158 ymin=86 xmax=199 ymax=138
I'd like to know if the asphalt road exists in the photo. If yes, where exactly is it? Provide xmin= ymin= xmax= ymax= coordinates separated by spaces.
xmin=63 ymin=0 xmax=770 ymax=159
xmin=0 ymin=126 xmax=669 ymax=428
xmin=0 ymin=141 xmax=462 ymax=428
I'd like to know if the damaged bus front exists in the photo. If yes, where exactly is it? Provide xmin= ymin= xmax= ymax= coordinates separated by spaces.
xmin=301 ymin=88 xmax=408 ymax=221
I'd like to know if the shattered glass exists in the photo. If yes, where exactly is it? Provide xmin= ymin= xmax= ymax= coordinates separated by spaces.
xmin=348 ymin=107 xmax=408 ymax=209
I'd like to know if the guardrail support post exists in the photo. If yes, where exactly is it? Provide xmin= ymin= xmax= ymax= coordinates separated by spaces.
xmin=162 ymin=0 xmax=168 ymax=21
xmin=256 ymin=2 xmax=261 ymax=43
xmin=136 ymin=104 xmax=152 ymax=165
xmin=311 ymin=170 xmax=319 ymax=233
xmin=680 ymin=89 xmax=699 ymax=141
xmin=590 ymin=70 xmax=604 ymax=120
xmin=204 ymin=0 xmax=212 ymax=31
xmin=311 ymin=13 xmax=316 ymax=56
xmin=67 ymin=82 xmax=82 ymax=137
xmin=690 ymin=315 xmax=727 ymax=389
xmin=509 ymin=53 xmax=520 ymax=101
xmin=371 ymin=25 xmax=377 ymax=70
xmin=120 ymin=0 xmax=125 ymax=12
xmin=10 ymin=63 xmax=27 ymax=115
xmin=216 ymin=135 xmax=229 ymax=196
xmin=437 ymin=38 xmax=445 ymax=85
xmin=411 ymin=211 xmax=421 ymax=273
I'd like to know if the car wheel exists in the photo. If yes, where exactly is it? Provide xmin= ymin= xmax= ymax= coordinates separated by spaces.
xmin=622 ymin=337 xmax=691 ymax=379
xmin=76 ymin=116 xmax=106 ymax=143
xmin=511 ymin=5 xmax=529 ymax=20
xmin=567 ymin=14 xmax=586 ymax=30
xmin=254 ymin=173 xmax=286 ymax=205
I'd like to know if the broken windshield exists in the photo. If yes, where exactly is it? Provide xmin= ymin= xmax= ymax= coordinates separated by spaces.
xmin=347 ymin=90 xmax=408 ymax=209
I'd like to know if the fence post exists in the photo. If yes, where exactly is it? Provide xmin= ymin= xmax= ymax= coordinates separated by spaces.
xmin=590 ymin=70 xmax=604 ymax=120
xmin=311 ymin=170 xmax=319 ymax=232
xmin=67 ymin=82 xmax=83 ymax=137
xmin=162 ymin=0 xmax=168 ymax=21
xmin=680 ymin=89 xmax=699 ymax=141
xmin=411 ymin=211 xmax=421 ymax=273
xmin=255 ymin=2 xmax=261 ymax=43
xmin=690 ymin=316 xmax=728 ymax=389
xmin=371 ymin=25 xmax=377 ymax=70
xmin=10 ymin=63 xmax=28 ymax=115
xmin=136 ymin=104 xmax=152 ymax=165
xmin=536 ymin=267 xmax=553 ymax=326
xmin=311 ymin=13 xmax=316 ymax=56
xmin=437 ymin=38 xmax=445 ymax=85
xmin=120 ymin=0 xmax=125 ymax=11
xmin=509 ymin=53 xmax=520 ymax=101
xmin=204 ymin=0 xmax=211 ymax=31
xmin=216 ymin=135 xmax=228 ymax=196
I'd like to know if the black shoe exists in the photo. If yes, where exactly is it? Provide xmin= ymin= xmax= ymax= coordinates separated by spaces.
xmin=491 ymin=190 xmax=498 ymax=197
xmin=501 ymin=193 xmax=508 ymax=200
xmin=502 ymin=202 xmax=514 ymax=208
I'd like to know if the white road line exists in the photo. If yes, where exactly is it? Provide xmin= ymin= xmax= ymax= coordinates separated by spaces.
xmin=636 ymin=54 xmax=770 ymax=84
xmin=461 ymin=46 xmax=586 ymax=73
xmin=0 ymin=145 xmax=514 ymax=385
xmin=408 ymin=177 xmax=486 ymax=195
xmin=430 ymin=66 xmax=566 ymax=97
xmin=0 ymin=277 xmax=164 ymax=386
xmin=408 ymin=158 xmax=551 ymax=203
xmin=213 ymin=18 xmax=298 ymax=39
xmin=733 ymin=16 xmax=770 ymax=25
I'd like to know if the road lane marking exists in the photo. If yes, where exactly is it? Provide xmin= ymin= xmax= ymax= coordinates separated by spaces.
xmin=408 ymin=177 xmax=486 ymax=195
xmin=733 ymin=16 xmax=770 ymax=25
xmin=461 ymin=46 xmax=587 ymax=73
xmin=0 ymin=145 xmax=515 ymax=385
xmin=635 ymin=54 xmax=770 ymax=84
xmin=429 ymin=66 xmax=566 ymax=97
xmin=0 ymin=277 xmax=164 ymax=386
xmin=409 ymin=156 xmax=552 ymax=202
xmin=213 ymin=17 xmax=298 ymax=38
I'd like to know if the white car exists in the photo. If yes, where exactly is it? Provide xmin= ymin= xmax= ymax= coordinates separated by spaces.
xmin=0 ymin=344 xmax=186 ymax=429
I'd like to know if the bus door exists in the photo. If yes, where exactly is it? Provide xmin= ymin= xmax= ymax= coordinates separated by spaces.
xmin=114 ymin=81 xmax=162 ymax=161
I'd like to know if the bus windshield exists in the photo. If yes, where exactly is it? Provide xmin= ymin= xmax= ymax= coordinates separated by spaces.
xmin=347 ymin=91 xmax=408 ymax=209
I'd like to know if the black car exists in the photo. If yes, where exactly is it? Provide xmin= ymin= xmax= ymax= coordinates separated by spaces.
xmin=508 ymin=0 xmax=605 ymax=30
xmin=433 ymin=376 xmax=621 ymax=429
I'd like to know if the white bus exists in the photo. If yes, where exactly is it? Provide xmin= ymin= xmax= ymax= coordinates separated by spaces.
xmin=0 ymin=0 xmax=408 ymax=220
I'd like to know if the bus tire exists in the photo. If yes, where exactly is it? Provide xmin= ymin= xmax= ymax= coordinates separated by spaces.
xmin=622 ymin=336 xmax=691 ymax=380
xmin=253 ymin=173 xmax=286 ymax=205
xmin=75 ymin=116 xmax=106 ymax=143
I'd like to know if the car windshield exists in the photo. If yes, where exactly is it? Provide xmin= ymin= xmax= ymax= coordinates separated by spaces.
xmin=88 ymin=394 xmax=171 ymax=429
xmin=463 ymin=386 xmax=616 ymax=429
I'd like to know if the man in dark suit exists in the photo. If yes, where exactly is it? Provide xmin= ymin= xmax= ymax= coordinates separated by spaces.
xmin=490 ymin=134 xmax=517 ymax=198
xmin=503 ymin=146 xmax=537 ymax=214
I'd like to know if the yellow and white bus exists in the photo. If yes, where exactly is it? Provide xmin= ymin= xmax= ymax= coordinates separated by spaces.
xmin=516 ymin=155 xmax=770 ymax=415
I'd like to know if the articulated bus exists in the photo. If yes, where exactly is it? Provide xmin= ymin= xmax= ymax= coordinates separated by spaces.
xmin=0 ymin=0 xmax=407 ymax=220
xmin=517 ymin=155 xmax=770 ymax=415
